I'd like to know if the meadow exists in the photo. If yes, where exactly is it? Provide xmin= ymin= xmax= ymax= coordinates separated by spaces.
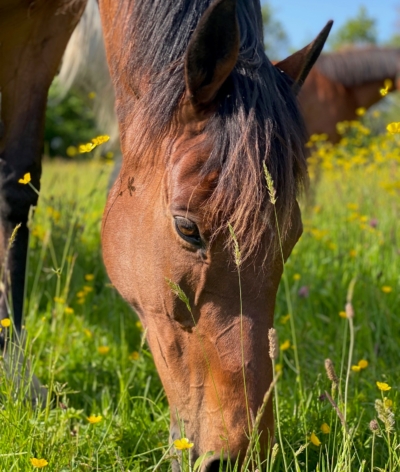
xmin=0 ymin=116 xmax=399 ymax=471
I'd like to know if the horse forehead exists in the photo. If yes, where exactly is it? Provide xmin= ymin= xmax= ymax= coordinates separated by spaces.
xmin=168 ymin=135 xmax=217 ymax=209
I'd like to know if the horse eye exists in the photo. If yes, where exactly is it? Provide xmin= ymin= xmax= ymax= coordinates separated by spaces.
xmin=174 ymin=217 xmax=201 ymax=246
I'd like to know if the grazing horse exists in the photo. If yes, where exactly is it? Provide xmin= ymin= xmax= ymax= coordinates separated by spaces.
xmin=1 ymin=0 xmax=331 ymax=468
xmin=299 ymin=47 xmax=400 ymax=142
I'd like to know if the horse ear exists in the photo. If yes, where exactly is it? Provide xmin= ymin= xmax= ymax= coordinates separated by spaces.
xmin=184 ymin=0 xmax=240 ymax=109
xmin=275 ymin=21 xmax=333 ymax=94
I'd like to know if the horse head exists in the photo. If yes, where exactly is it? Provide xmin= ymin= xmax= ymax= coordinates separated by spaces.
xmin=101 ymin=0 xmax=331 ymax=468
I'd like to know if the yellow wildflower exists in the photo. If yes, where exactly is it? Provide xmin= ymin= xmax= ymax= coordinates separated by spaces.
xmin=380 ymin=79 xmax=393 ymax=97
xmin=351 ymin=365 xmax=361 ymax=372
xmin=320 ymin=423 xmax=330 ymax=434
xmin=66 ymin=146 xmax=78 ymax=157
xmin=87 ymin=415 xmax=102 ymax=424
xmin=83 ymin=329 xmax=92 ymax=338
xmin=174 ymin=438 xmax=194 ymax=450
xmin=130 ymin=351 xmax=140 ymax=361
xmin=275 ymin=363 xmax=283 ymax=374
xmin=136 ymin=320 xmax=143 ymax=331
xmin=64 ymin=307 xmax=74 ymax=315
xmin=83 ymin=285 xmax=93 ymax=293
xmin=280 ymin=314 xmax=290 ymax=325
xmin=1 ymin=318 xmax=11 ymax=328
xmin=30 ymin=458 xmax=48 ymax=468
xmin=280 ymin=340 xmax=291 ymax=351
xmin=355 ymin=107 xmax=366 ymax=116
xmin=79 ymin=143 xmax=95 ymax=153
xmin=384 ymin=398 xmax=393 ymax=408
xmin=53 ymin=297 xmax=65 ymax=304
xmin=18 ymin=173 xmax=31 ymax=184
xmin=85 ymin=274 xmax=95 ymax=281
xmin=381 ymin=286 xmax=392 ymax=293
xmin=386 ymin=122 xmax=400 ymax=134
xmin=339 ymin=311 xmax=347 ymax=318
xmin=98 ymin=346 xmax=110 ymax=355
xmin=91 ymin=135 xmax=110 ymax=146
xmin=358 ymin=359 xmax=368 ymax=369
xmin=310 ymin=432 xmax=321 ymax=446
xmin=349 ymin=249 xmax=357 ymax=258
xmin=88 ymin=92 xmax=96 ymax=99
xmin=293 ymin=273 xmax=301 ymax=281
xmin=376 ymin=381 xmax=391 ymax=391
xmin=76 ymin=291 xmax=85 ymax=298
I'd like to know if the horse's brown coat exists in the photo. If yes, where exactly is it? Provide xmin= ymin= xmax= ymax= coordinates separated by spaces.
xmin=1 ymin=0 xmax=330 ymax=467
xmin=298 ymin=48 xmax=400 ymax=142
xmin=99 ymin=1 xmax=329 ymax=467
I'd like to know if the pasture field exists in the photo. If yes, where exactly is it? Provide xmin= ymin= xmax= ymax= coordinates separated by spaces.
xmin=0 ymin=120 xmax=399 ymax=471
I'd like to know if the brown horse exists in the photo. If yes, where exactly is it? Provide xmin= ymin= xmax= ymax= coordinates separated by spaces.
xmin=1 ymin=0 xmax=331 ymax=468
xmin=299 ymin=47 xmax=400 ymax=142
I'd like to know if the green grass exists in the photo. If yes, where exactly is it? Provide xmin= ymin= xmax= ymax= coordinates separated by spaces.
xmin=0 ymin=143 xmax=399 ymax=471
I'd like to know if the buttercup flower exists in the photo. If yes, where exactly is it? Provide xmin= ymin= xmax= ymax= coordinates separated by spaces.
xmin=174 ymin=438 xmax=194 ymax=450
xmin=339 ymin=311 xmax=347 ymax=318
xmin=79 ymin=143 xmax=95 ymax=153
xmin=85 ymin=274 xmax=95 ymax=281
xmin=384 ymin=398 xmax=393 ymax=408
xmin=386 ymin=122 xmax=400 ymax=134
xmin=351 ymin=365 xmax=361 ymax=372
xmin=280 ymin=340 xmax=291 ymax=351
xmin=293 ymin=273 xmax=301 ymax=281
xmin=30 ymin=458 xmax=48 ymax=468
xmin=130 ymin=351 xmax=140 ymax=361
xmin=87 ymin=415 xmax=102 ymax=424
xmin=91 ymin=135 xmax=110 ymax=146
xmin=358 ymin=359 xmax=368 ymax=369
xmin=381 ymin=286 xmax=392 ymax=293
xmin=98 ymin=346 xmax=110 ymax=355
xmin=320 ymin=423 xmax=330 ymax=434
xmin=1 ymin=318 xmax=11 ymax=328
xmin=310 ymin=432 xmax=321 ymax=446
xmin=18 ymin=173 xmax=31 ymax=184
xmin=376 ymin=381 xmax=391 ymax=391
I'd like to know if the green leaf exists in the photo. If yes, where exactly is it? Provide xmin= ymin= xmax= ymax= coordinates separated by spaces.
xmin=193 ymin=451 xmax=214 ymax=471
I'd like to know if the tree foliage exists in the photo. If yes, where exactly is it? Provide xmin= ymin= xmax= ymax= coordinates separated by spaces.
xmin=261 ymin=4 xmax=289 ymax=60
xmin=329 ymin=6 xmax=377 ymax=51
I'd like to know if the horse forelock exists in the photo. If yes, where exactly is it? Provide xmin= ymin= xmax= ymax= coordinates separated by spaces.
xmin=315 ymin=47 xmax=400 ymax=88
xmin=116 ymin=0 xmax=308 ymax=260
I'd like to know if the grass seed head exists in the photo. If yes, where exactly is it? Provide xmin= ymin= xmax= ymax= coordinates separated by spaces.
xmin=324 ymin=358 xmax=339 ymax=386
xmin=369 ymin=419 xmax=379 ymax=433
xmin=268 ymin=328 xmax=278 ymax=360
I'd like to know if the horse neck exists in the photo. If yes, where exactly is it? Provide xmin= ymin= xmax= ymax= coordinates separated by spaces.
xmin=350 ymin=77 xmax=396 ymax=110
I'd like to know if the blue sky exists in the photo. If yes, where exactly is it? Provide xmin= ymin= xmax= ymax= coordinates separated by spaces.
xmin=264 ymin=0 xmax=398 ymax=53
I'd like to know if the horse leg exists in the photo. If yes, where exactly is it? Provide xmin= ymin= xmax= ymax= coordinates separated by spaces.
xmin=0 ymin=0 xmax=87 ymax=404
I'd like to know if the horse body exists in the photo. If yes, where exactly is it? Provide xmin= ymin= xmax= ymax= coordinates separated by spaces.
xmin=0 ymin=0 xmax=86 ymax=333
xmin=1 ymin=0 xmax=331 ymax=467
xmin=299 ymin=48 xmax=400 ymax=142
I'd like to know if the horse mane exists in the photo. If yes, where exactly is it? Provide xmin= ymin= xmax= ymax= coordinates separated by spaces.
xmin=113 ymin=0 xmax=309 ymax=259
xmin=315 ymin=47 xmax=400 ymax=88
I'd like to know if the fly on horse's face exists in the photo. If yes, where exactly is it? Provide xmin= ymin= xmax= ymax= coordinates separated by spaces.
xmin=101 ymin=0 xmax=331 ymax=468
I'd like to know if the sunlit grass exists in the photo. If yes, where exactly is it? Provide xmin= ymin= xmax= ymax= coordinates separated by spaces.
xmin=0 ymin=116 xmax=399 ymax=470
